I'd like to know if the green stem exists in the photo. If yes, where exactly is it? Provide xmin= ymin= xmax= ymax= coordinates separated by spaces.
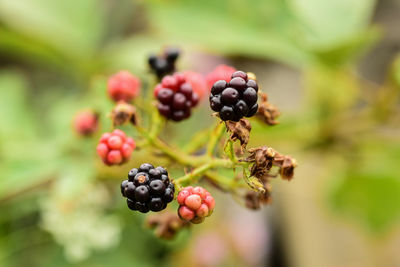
xmin=174 ymin=162 xmax=215 ymax=186
xmin=206 ymin=122 xmax=226 ymax=156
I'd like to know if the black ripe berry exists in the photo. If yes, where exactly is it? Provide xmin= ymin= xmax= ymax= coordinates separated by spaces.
xmin=121 ymin=164 xmax=175 ymax=213
xmin=209 ymin=70 xmax=259 ymax=122
xmin=148 ymin=47 xmax=180 ymax=79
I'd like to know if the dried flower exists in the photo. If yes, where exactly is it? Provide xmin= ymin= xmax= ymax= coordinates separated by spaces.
xmin=225 ymin=119 xmax=252 ymax=150
xmin=256 ymin=93 xmax=280 ymax=125
xmin=110 ymin=102 xmax=137 ymax=126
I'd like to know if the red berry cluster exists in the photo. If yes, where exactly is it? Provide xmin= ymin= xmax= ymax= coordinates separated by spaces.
xmin=177 ymin=186 xmax=215 ymax=224
xmin=107 ymin=71 xmax=141 ymax=102
xmin=73 ymin=110 xmax=98 ymax=136
xmin=154 ymin=73 xmax=199 ymax=121
xmin=96 ymin=129 xmax=136 ymax=165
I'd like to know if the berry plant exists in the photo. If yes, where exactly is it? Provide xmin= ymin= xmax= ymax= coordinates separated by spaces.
xmin=75 ymin=47 xmax=297 ymax=239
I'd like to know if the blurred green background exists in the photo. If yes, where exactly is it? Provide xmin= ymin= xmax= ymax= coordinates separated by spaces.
xmin=0 ymin=0 xmax=400 ymax=266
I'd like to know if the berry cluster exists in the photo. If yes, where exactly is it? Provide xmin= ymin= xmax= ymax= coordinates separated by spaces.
xmin=107 ymin=71 xmax=140 ymax=102
xmin=96 ymin=129 xmax=136 ymax=165
xmin=121 ymin=164 xmax=175 ymax=213
xmin=210 ymin=71 xmax=259 ymax=122
xmin=155 ymin=73 xmax=199 ymax=121
xmin=73 ymin=110 xmax=98 ymax=136
xmin=177 ymin=186 xmax=215 ymax=224
xmin=148 ymin=48 xmax=180 ymax=79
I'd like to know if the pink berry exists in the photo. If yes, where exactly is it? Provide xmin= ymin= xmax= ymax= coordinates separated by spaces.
xmin=96 ymin=143 xmax=108 ymax=158
xmin=174 ymin=72 xmax=186 ymax=86
xmin=107 ymin=71 xmax=140 ymax=102
xmin=177 ymin=190 xmax=190 ymax=205
xmin=96 ymin=129 xmax=135 ymax=166
xmin=196 ymin=204 xmax=209 ymax=217
xmin=107 ymin=150 xmax=122 ymax=164
xmin=107 ymin=136 xmax=123 ymax=149
xmin=177 ymin=186 xmax=215 ymax=224
xmin=204 ymin=196 xmax=215 ymax=210
xmin=161 ymin=75 xmax=178 ymax=91
xmin=185 ymin=194 xmax=202 ymax=210
xmin=178 ymin=206 xmax=195 ymax=221
xmin=192 ymin=186 xmax=207 ymax=199
xmin=73 ymin=110 xmax=98 ymax=136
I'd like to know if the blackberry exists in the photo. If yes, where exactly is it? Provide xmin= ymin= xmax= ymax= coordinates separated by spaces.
xmin=155 ymin=73 xmax=199 ymax=122
xmin=148 ymin=47 xmax=180 ymax=79
xmin=121 ymin=164 xmax=175 ymax=213
xmin=209 ymin=71 xmax=259 ymax=122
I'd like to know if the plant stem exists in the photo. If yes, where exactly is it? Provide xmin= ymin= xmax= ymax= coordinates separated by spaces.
xmin=174 ymin=162 xmax=215 ymax=186
xmin=206 ymin=121 xmax=226 ymax=156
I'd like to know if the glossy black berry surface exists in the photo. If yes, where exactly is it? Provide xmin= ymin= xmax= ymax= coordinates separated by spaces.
xmin=121 ymin=164 xmax=175 ymax=213
xmin=209 ymin=71 xmax=259 ymax=121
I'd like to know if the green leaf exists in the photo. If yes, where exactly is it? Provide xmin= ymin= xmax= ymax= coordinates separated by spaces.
xmin=329 ymin=173 xmax=400 ymax=234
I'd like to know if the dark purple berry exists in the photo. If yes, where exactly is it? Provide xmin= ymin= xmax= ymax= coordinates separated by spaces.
xmin=234 ymin=100 xmax=249 ymax=117
xmin=172 ymin=93 xmax=187 ymax=110
xmin=121 ymin=180 xmax=129 ymax=196
xmin=127 ymin=198 xmax=137 ymax=210
xmin=157 ymin=89 xmax=174 ymax=104
xmin=243 ymin=88 xmax=258 ymax=106
xmin=191 ymin=93 xmax=199 ymax=107
xmin=221 ymin=88 xmax=239 ymax=105
xmin=180 ymin=83 xmax=193 ymax=99
xmin=139 ymin=163 xmax=154 ymax=172
xmin=135 ymin=202 xmax=149 ymax=213
xmin=211 ymin=80 xmax=227 ymax=95
xmin=229 ymin=77 xmax=247 ymax=92
xmin=165 ymin=48 xmax=180 ymax=62
xmin=156 ymin=167 xmax=168 ymax=175
xmin=164 ymin=188 xmax=174 ymax=202
xmin=124 ymin=181 xmax=136 ymax=199
xmin=149 ymin=168 xmax=161 ymax=179
xmin=157 ymin=103 xmax=171 ymax=117
xmin=247 ymin=103 xmax=259 ymax=117
xmin=172 ymin=110 xmax=185 ymax=121
xmin=135 ymin=185 xmax=150 ymax=202
xmin=149 ymin=198 xmax=164 ymax=212
xmin=149 ymin=180 xmax=166 ymax=196
xmin=219 ymin=106 xmax=235 ymax=121
xmin=231 ymin=71 xmax=248 ymax=80
xmin=161 ymin=174 xmax=169 ymax=185
xmin=210 ymin=95 xmax=223 ymax=112
xmin=246 ymin=79 xmax=258 ymax=91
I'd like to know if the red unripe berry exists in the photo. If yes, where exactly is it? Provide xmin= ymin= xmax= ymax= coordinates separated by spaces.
xmin=206 ymin=64 xmax=236 ymax=89
xmin=178 ymin=206 xmax=195 ymax=221
xmin=97 ymin=129 xmax=135 ymax=166
xmin=73 ymin=110 xmax=98 ymax=136
xmin=183 ymin=71 xmax=207 ymax=99
xmin=161 ymin=75 xmax=178 ymax=91
xmin=177 ymin=186 xmax=215 ymax=224
xmin=107 ymin=71 xmax=140 ymax=102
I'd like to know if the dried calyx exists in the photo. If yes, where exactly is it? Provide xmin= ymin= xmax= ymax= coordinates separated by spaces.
xmin=110 ymin=102 xmax=137 ymax=126
xmin=246 ymin=146 xmax=297 ymax=181
xmin=256 ymin=92 xmax=280 ymax=125
xmin=225 ymin=118 xmax=252 ymax=150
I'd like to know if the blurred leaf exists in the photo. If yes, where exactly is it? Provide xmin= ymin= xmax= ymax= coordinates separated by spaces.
xmin=0 ymin=0 xmax=105 ymax=59
xmin=288 ymin=0 xmax=376 ymax=48
xmin=329 ymin=173 xmax=400 ymax=234
xmin=144 ymin=0 xmax=315 ymax=67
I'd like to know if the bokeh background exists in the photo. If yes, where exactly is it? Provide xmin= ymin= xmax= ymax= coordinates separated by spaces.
xmin=1 ymin=0 xmax=400 ymax=266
